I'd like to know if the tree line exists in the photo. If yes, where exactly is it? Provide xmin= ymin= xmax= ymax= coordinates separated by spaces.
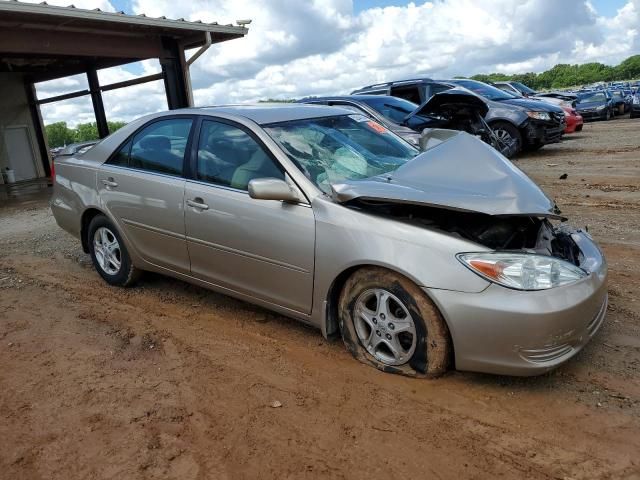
xmin=468 ymin=54 xmax=640 ymax=90
xmin=45 ymin=121 xmax=126 ymax=149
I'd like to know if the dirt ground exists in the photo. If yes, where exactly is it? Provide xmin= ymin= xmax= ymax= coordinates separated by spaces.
xmin=1 ymin=116 xmax=639 ymax=480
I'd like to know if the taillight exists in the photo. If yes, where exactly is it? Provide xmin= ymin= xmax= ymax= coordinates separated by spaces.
xmin=50 ymin=159 xmax=56 ymax=182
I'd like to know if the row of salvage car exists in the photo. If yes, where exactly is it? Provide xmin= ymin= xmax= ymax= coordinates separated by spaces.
xmin=300 ymin=77 xmax=640 ymax=159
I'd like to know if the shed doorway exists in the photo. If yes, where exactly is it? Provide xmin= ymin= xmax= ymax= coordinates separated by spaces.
xmin=3 ymin=126 xmax=38 ymax=181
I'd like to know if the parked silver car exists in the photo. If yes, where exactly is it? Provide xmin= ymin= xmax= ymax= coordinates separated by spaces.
xmin=51 ymin=105 xmax=607 ymax=377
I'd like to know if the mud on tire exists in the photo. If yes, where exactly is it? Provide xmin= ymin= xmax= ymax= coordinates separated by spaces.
xmin=338 ymin=267 xmax=451 ymax=378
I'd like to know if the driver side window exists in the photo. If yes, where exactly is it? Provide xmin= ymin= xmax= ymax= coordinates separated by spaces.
xmin=196 ymin=120 xmax=284 ymax=191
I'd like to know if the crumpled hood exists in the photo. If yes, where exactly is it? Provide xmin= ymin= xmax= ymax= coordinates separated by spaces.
xmin=331 ymin=130 xmax=563 ymax=219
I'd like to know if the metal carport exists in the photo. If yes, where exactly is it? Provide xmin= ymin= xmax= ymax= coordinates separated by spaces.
xmin=0 ymin=1 xmax=248 ymax=185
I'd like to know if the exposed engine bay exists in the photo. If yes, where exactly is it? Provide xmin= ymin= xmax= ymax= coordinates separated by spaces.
xmin=412 ymin=89 xmax=519 ymax=158
xmin=419 ymin=103 xmax=518 ymax=159
xmin=347 ymin=199 xmax=582 ymax=266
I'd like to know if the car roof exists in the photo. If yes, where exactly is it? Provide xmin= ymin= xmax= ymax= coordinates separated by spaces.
xmin=197 ymin=103 xmax=351 ymax=125
xmin=351 ymin=77 xmax=434 ymax=93
xmin=302 ymin=95 xmax=400 ymax=102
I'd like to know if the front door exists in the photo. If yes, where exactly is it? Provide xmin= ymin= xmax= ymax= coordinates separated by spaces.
xmin=184 ymin=118 xmax=315 ymax=314
xmin=97 ymin=116 xmax=193 ymax=273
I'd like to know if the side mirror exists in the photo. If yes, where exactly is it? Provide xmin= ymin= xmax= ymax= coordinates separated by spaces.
xmin=248 ymin=178 xmax=300 ymax=203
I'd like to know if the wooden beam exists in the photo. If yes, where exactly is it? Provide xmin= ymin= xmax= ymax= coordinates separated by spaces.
xmin=24 ymin=79 xmax=51 ymax=177
xmin=37 ymin=89 xmax=90 ymax=105
xmin=87 ymin=68 xmax=109 ymax=139
xmin=0 ymin=27 xmax=162 ymax=59
xmin=100 ymin=73 xmax=164 ymax=92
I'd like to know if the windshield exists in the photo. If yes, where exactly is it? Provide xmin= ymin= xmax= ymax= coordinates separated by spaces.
xmin=357 ymin=96 xmax=422 ymax=123
xmin=578 ymin=92 xmax=606 ymax=103
xmin=265 ymin=115 xmax=418 ymax=194
xmin=450 ymin=79 xmax=517 ymax=101
xmin=512 ymin=82 xmax=536 ymax=94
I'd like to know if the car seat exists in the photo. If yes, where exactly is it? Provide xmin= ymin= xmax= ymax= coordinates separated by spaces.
xmin=132 ymin=135 xmax=182 ymax=174
xmin=230 ymin=148 xmax=282 ymax=190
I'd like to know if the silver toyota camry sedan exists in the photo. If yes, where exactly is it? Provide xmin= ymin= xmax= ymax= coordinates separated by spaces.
xmin=51 ymin=105 xmax=607 ymax=377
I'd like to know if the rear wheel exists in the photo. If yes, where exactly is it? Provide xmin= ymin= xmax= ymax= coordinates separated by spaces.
xmin=338 ymin=267 xmax=451 ymax=377
xmin=88 ymin=215 xmax=140 ymax=287
xmin=490 ymin=121 xmax=522 ymax=158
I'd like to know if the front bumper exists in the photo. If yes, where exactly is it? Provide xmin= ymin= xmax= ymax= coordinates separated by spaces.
xmin=564 ymin=115 xmax=583 ymax=134
xmin=578 ymin=108 xmax=607 ymax=121
xmin=524 ymin=117 xmax=564 ymax=145
xmin=427 ymin=231 xmax=608 ymax=376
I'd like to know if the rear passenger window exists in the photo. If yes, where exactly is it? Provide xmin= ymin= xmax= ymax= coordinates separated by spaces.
xmin=390 ymin=85 xmax=422 ymax=104
xmin=196 ymin=120 xmax=284 ymax=191
xmin=126 ymin=118 xmax=192 ymax=176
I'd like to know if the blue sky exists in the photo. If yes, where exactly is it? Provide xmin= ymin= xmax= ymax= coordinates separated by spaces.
xmin=590 ymin=0 xmax=627 ymax=15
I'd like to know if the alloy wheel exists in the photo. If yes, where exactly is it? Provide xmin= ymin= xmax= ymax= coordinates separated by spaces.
xmin=353 ymin=288 xmax=417 ymax=366
xmin=494 ymin=128 xmax=515 ymax=146
xmin=93 ymin=227 xmax=122 ymax=275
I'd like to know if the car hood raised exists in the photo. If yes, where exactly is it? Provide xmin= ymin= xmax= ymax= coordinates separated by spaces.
xmin=330 ymin=131 xmax=563 ymax=219
xmin=408 ymin=89 xmax=489 ymax=119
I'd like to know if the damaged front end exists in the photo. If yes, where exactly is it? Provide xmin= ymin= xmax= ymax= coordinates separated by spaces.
xmin=335 ymin=199 xmax=582 ymax=267
xmin=331 ymin=130 xmax=587 ymax=269
xmin=409 ymin=89 xmax=518 ymax=158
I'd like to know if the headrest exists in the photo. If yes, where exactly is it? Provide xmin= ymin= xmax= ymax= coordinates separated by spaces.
xmin=139 ymin=135 xmax=170 ymax=150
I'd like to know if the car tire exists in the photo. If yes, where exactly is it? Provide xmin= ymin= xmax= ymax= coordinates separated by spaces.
xmin=88 ymin=214 xmax=140 ymax=287
xmin=605 ymin=109 xmax=612 ymax=121
xmin=338 ymin=267 xmax=451 ymax=378
xmin=490 ymin=121 xmax=522 ymax=158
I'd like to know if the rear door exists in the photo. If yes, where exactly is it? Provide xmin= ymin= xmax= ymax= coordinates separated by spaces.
xmin=184 ymin=118 xmax=315 ymax=313
xmin=97 ymin=116 xmax=194 ymax=273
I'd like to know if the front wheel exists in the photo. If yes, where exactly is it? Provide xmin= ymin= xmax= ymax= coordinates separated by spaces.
xmin=490 ymin=121 xmax=522 ymax=158
xmin=338 ymin=267 xmax=451 ymax=377
xmin=88 ymin=215 xmax=140 ymax=287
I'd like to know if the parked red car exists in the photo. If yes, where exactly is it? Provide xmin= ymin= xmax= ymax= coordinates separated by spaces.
xmin=561 ymin=105 xmax=583 ymax=133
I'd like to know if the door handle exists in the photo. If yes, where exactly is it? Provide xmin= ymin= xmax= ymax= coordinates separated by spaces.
xmin=101 ymin=177 xmax=118 ymax=188
xmin=186 ymin=198 xmax=209 ymax=210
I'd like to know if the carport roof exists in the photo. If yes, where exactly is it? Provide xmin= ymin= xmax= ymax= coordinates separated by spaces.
xmin=0 ymin=0 xmax=249 ymax=81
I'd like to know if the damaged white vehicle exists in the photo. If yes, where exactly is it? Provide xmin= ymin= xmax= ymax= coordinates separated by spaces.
xmin=51 ymin=105 xmax=607 ymax=377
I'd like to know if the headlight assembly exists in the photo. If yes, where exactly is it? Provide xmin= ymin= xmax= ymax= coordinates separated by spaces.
xmin=457 ymin=252 xmax=587 ymax=290
xmin=596 ymin=105 xmax=606 ymax=110
xmin=526 ymin=111 xmax=551 ymax=121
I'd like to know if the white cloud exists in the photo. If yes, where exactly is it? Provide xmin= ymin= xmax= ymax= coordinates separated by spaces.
xmin=11 ymin=0 xmax=638 ymax=126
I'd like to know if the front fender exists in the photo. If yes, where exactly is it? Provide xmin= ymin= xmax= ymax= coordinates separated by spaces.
xmin=309 ymin=197 xmax=490 ymax=330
